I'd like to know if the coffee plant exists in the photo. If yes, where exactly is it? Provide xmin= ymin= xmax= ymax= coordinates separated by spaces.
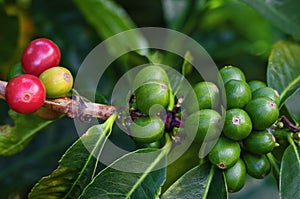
xmin=0 ymin=0 xmax=299 ymax=199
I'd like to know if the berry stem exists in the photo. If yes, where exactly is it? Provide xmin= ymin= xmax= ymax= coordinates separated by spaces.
xmin=281 ymin=115 xmax=300 ymax=132
xmin=0 ymin=80 xmax=116 ymax=120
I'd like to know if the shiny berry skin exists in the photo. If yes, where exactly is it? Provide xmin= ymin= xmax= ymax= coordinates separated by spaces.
xmin=21 ymin=38 xmax=61 ymax=76
xmin=219 ymin=65 xmax=246 ymax=84
xmin=245 ymin=97 xmax=279 ymax=130
xmin=39 ymin=66 xmax=73 ymax=98
xmin=208 ymin=137 xmax=241 ymax=169
xmin=225 ymin=79 xmax=252 ymax=109
xmin=5 ymin=74 xmax=46 ymax=114
xmin=224 ymin=158 xmax=246 ymax=192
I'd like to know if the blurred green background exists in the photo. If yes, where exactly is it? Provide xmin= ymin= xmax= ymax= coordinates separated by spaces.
xmin=0 ymin=0 xmax=290 ymax=198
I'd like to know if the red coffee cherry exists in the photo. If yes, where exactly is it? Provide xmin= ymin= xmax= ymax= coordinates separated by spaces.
xmin=5 ymin=74 xmax=46 ymax=114
xmin=21 ymin=38 xmax=61 ymax=76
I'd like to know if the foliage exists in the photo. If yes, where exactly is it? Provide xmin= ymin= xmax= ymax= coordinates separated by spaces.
xmin=0 ymin=0 xmax=300 ymax=199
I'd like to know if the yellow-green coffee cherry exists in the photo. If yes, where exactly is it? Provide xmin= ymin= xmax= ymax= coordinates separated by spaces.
xmin=224 ymin=158 xmax=246 ymax=193
xmin=242 ymin=130 xmax=276 ymax=155
xmin=39 ymin=66 xmax=73 ymax=98
xmin=223 ymin=108 xmax=252 ymax=140
xmin=225 ymin=79 xmax=252 ymax=109
xmin=219 ymin=65 xmax=246 ymax=84
xmin=245 ymin=97 xmax=279 ymax=130
xmin=242 ymin=152 xmax=271 ymax=179
xmin=208 ymin=137 xmax=241 ymax=169
xmin=129 ymin=116 xmax=165 ymax=143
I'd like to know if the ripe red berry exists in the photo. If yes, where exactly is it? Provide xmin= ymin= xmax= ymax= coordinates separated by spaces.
xmin=21 ymin=38 xmax=61 ymax=76
xmin=5 ymin=74 xmax=46 ymax=114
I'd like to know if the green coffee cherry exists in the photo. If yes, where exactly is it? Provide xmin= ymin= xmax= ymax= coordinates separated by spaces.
xmin=185 ymin=109 xmax=222 ymax=144
xmin=224 ymin=158 xmax=246 ymax=193
xmin=248 ymin=80 xmax=267 ymax=93
xmin=186 ymin=82 xmax=220 ymax=113
xmin=208 ymin=137 xmax=241 ymax=169
xmin=129 ymin=116 xmax=164 ymax=143
xmin=135 ymin=82 xmax=170 ymax=114
xmin=223 ymin=109 xmax=252 ymax=140
xmin=242 ymin=130 xmax=276 ymax=155
xmin=225 ymin=79 xmax=252 ymax=109
xmin=242 ymin=152 xmax=271 ymax=179
xmin=252 ymin=87 xmax=280 ymax=106
xmin=245 ymin=98 xmax=279 ymax=130
xmin=39 ymin=66 xmax=73 ymax=98
xmin=219 ymin=65 xmax=246 ymax=84
xmin=133 ymin=65 xmax=169 ymax=88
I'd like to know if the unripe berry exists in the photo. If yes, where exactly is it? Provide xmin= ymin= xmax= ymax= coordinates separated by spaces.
xmin=248 ymin=80 xmax=266 ymax=93
xmin=245 ymin=98 xmax=279 ymax=130
xmin=223 ymin=108 xmax=252 ymax=141
xmin=219 ymin=65 xmax=246 ymax=84
xmin=5 ymin=74 xmax=46 ymax=114
xmin=21 ymin=38 xmax=61 ymax=76
xmin=224 ymin=158 xmax=246 ymax=192
xmin=252 ymin=87 xmax=280 ymax=106
xmin=129 ymin=116 xmax=165 ymax=143
xmin=185 ymin=81 xmax=220 ymax=112
xmin=208 ymin=137 xmax=241 ymax=169
xmin=242 ymin=130 xmax=276 ymax=155
xmin=39 ymin=66 xmax=73 ymax=98
xmin=242 ymin=152 xmax=271 ymax=179
xmin=225 ymin=79 xmax=252 ymax=109
xmin=134 ymin=82 xmax=170 ymax=114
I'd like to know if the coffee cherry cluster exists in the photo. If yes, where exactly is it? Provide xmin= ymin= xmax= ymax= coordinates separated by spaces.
xmin=128 ymin=65 xmax=172 ymax=148
xmin=197 ymin=65 xmax=279 ymax=192
xmin=5 ymin=38 xmax=73 ymax=118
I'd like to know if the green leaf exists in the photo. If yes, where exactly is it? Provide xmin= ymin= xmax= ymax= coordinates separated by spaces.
xmin=242 ymin=0 xmax=300 ymax=40
xmin=28 ymin=114 xmax=117 ymax=199
xmin=162 ymin=0 xmax=206 ymax=34
xmin=162 ymin=162 xmax=227 ymax=199
xmin=0 ymin=110 xmax=52 ymax=156
xmin=207 ymin=168 xmax=227 ymax=199
xmin=279 ymin=144 xmax=300 ymax=199
xmin=79 ymin=138 xmax=171 ymax=199
xmin=73 ymin=0 xmax=147 ymax=56
xmin=285 ymin=91 xmax=300 ymax=124
xmin=267 ymin=40 xmax=300 ymax=109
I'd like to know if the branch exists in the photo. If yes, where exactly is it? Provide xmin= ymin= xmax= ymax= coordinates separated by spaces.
xmin=0 ymin=80 xmax=116 ymax=120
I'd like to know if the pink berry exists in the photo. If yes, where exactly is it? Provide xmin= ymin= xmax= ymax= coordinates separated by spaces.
xmin=21 ymin=38 xmax=61 ymax=76
xmin=5 ymin=74 xmax=46 ymax=114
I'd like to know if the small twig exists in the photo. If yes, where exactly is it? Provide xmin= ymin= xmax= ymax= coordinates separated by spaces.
xmin=1 ymin=79 xmax=184 ymax=127
xmin=0 ymin=80 xmax=116 ymax=120
xmin=281 ymin=115 xmax=300 ymax=132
